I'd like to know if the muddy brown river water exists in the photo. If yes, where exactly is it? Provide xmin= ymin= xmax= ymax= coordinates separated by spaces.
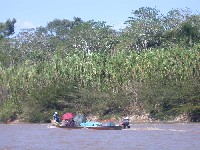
xmin=0 ymin=123 xmax=199 ymax=150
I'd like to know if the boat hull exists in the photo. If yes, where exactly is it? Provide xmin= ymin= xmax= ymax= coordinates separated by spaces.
xmin=86 ymin=126 xmax=122 ymax=130
xmin=56 ymin=125 xmax=122 ymax=130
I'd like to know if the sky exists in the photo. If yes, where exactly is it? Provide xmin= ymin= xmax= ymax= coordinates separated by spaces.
xmin=1 ymin=0 xmax=200 ymax=33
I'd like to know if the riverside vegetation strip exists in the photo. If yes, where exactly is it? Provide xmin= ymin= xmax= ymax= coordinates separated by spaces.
xmin=0 ymin=47 xmax=199 ymax=123
xmin=0 ymin=7 xmax=199 ymax=123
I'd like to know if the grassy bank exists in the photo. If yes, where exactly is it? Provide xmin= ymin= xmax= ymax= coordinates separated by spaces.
xmin=0 ymin=46 xmax=199 ymax=123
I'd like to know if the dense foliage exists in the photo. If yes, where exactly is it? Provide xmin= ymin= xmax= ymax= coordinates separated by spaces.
xmin=0 ymin=7 xmax=199 ymax=123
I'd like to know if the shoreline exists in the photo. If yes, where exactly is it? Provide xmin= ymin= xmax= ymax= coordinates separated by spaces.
xmin=4 ymin=116 xmax=192 ymax=125
xmin=2 ymin=112 xmax=192 ymax=124
xmin=2 ymin=120 xmax=194 ymax=125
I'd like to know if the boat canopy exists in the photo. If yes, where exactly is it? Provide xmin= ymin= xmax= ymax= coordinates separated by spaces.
xmin=80 ymin=122 xmax=102 ymax=127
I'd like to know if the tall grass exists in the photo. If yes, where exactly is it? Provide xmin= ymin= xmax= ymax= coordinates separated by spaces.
xmin=0 ymin=45 xmax=199 ymax=122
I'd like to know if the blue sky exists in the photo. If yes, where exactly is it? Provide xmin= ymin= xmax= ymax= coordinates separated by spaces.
xmin=1 ymin=0 xmax=200 ymax=32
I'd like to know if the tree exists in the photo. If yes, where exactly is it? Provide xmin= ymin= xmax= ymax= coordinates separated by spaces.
xmin=0 ymin=18 xmax=16 ymax=39
xmin=67 ymin=20 xmax=116 ymax=53
xmin=163 ymin=9 xmax=200 ymax=47
xmin=0 ymin=19 xmax=17 ymax=67
xmin=124 ymin=7 xmax=164 ymax=51
xmin=177 ymin=15 xmax=200 ymax=46
xmin=46 ymin=17 xmax=83 ymax=39
xmin=14 ymin=27 xmax=56 ymax=63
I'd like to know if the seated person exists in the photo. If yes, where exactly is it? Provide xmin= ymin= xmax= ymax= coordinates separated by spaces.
xmin=65 ymin=118 xmax=75 ymax=127
xmin=69 ymin=118 xmax=75 ymax=126
xmin=53 ymin=112 xmax=60 ymax=123
xmin=61 ymin=118 xmax=75 ymax=127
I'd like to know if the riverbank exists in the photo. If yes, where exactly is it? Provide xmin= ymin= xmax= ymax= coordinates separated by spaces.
xmin=96 ymin=113 xmax=191 ymax=123
xmin=3 ymin=112 xmax=191 ymax=124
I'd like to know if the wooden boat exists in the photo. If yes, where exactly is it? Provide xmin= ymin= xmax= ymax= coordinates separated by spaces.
xmin=55 ymin=125 xmax=84 ymax=129
xmin=50 ymin=119 xmax=122 ymax=130
xmin=87 ymin=126 xmax=122 ymax=130
xmin=50 ymin=119 xmax=60 ymax=126
xmin=56 ymin=125 xmax=122 ymax=130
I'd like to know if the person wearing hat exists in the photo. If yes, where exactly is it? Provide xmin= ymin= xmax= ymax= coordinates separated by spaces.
xmin=53 ymin=112 xmax=60 ymax=123
xmin=121 ymin=116 xmax=130 ymax=129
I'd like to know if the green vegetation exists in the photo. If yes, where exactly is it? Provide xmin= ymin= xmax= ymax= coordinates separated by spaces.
xmin=0 ymin=7 xmax=200 ymax=123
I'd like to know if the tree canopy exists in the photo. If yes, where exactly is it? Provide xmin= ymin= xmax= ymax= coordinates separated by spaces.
xmin=0 ymin=18 xmax=16 ymax=39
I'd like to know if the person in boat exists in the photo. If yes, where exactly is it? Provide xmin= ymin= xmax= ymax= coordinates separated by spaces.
xmin=67 ymin=118 xmax=75 ymax=126
xmin=69 ymin=118 xmax=75 ymax=126
xmin=53 ymin=112 xmax=60 ymax=123
xmin=64 ymin=118 xmax=75 ymax=127
xmin=121 ymin=116 xmax=130 ymax=129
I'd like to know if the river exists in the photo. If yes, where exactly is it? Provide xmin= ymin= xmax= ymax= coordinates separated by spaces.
xmin=0 ymin=123 xmax=199 ymax=150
